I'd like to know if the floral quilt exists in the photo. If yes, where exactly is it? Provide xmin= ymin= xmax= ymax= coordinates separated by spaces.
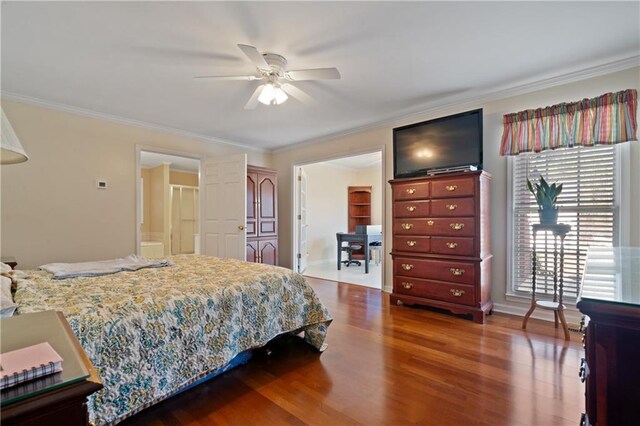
xmin=15 ymin=255 xmax=332 ymax=425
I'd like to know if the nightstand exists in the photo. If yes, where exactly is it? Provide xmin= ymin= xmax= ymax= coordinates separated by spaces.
xmin=0 ymin=311 xmax=103 ymax=425
xmin=1 ymin=256 xmax=18 ymax=270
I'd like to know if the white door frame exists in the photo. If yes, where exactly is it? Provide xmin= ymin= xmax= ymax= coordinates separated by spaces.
xmin=135 ymin=145 xmax=203 ymax=256
xmin=291 ymin=145 xmax=386 ymax=286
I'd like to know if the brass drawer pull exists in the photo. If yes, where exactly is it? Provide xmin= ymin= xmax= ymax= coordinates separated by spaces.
xmin=427 ymin=220 xmax=434 ymax=226
xmin=579 ymin=358 xmax=588 ymax=383
xmin=406 ymin=206 xmax=417 ymax=212
xmin=450 ymin=268 xmax=465 ymax=276
xmin=450 ymin=223 xmax=464 ymax=230
xmin=446 ymin=242 xmax=458 ymax=249
xmin=450 ymin=289 xmax=465 ymax=297
xmin=445 ymin=185 xmax=457 ymax=192
xmin=446 ymin=204 xmax=458 ymax=211
xmin=406 ymin=188 xmax=416 ymax=194
xmin=401 ymin=263 xmax=414 ymax=271
xmin=406 ymin=240 xmax=417 ymax=247
xmin=401 ymin=223 xmax=413 ymax=230
xmin=402 ymin=282 xmax=413 ymax=289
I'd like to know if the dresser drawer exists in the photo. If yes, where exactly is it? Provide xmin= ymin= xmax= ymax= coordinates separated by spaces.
xmin=431 ymin=198 xmax=475 ymax=217
xmin=395 ymin=200 xmax=430 ymax=218
xmin=393 ymin=182 xmax=430 ymax=201
xmin=394 ymin=257 xmax=476 ymax=285
xmin=395 ymin=277 xmax=476 ymax=306
xmin=393 ymin=236 xmax=430 ymax=253
xmin=393 ymin=218 xmax=475 ymax=237
xmin=431 ymin=237 xmax=475 ymax=256
xmin=432 ymin=177 xmax=475 ymax=198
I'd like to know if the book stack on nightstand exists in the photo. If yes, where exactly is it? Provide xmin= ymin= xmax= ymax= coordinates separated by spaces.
xmin=0 ymin=311 xmax=102 ymax=426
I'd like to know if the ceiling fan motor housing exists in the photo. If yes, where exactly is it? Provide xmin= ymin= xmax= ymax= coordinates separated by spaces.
xmin=262 ymin=53 xmax=288 ymax=76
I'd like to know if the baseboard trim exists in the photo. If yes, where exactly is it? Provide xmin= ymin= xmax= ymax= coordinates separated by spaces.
xmin=492 ymin=302 xmax=582 ymax=325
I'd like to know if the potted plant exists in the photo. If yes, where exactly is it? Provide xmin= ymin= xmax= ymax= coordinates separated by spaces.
xmin=526 ymin=176 xmax=563 ymax=225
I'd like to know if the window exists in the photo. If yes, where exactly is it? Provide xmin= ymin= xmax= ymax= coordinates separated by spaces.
xmin=511 ymin=145 xmax=617 ymax=300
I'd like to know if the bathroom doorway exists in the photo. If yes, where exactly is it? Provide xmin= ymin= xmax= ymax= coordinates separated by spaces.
xmin=137 ymin=149 xmax=201 ymax=258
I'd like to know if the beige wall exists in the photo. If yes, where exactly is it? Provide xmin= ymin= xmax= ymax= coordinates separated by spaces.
xmin=0 ymin=100 xmax=271 ymax=268
xmin=169 ymin=171 xmax=198 ymax=186
xmin=304 ymin=164 xmax=350 ymax=263
xmin=273 ymin=67 xmax=640 ymax=315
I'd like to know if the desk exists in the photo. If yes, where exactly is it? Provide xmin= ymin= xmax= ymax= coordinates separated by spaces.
xmin=336 ymin=232 xmax=382 ymax=274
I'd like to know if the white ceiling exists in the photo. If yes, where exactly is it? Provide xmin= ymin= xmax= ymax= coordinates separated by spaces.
xmin=2 ymin=2 xmax=638 ymax=151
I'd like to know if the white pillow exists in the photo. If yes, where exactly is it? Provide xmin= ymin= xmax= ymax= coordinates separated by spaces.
xmin=0 ymin=262 xmax=12 ymax=274
xmin=0 ymin=275 xmax=16 ymax=318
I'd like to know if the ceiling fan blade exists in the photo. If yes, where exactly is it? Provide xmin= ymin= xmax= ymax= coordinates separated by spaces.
xmin=281 ymin=83 xmax=317 ymax=105
xmin=194 ymin=75 xmax=259 ymax=81
xmin=237 ymin=44 xmax=270 ymax=70
xmin=286 ymin=68 xmax=340 ymax=81
xmin=244 ymin=85 xmax=265 ymax=110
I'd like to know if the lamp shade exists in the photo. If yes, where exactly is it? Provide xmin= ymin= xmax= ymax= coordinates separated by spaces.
xmin=1 ymin=108 xmax=28 ymax=164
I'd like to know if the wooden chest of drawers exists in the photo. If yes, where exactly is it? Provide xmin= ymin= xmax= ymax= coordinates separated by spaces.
xmin=389 ymin=171 xmax=492 ymax=323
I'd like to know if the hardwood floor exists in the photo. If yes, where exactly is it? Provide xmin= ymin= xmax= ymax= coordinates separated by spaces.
xmin=122 ymin=277 xmax=583 ymax=425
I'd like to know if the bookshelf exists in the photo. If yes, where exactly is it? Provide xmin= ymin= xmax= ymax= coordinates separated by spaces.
xmin=348 ymin=186 xmax=372 ymax=232
xmin=348 ymin=186 xmax=372 ymax=259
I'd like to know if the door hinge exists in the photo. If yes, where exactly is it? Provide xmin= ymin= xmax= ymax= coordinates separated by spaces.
xmin=298 ymin=175 xmax=302 ymax=181
xmin=297 ymin=253 xmax=302 ymax=259
xmin=298 ymin=214 xmax=302 ymax=220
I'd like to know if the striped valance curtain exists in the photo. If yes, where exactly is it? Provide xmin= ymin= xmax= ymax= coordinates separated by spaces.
xmin=500 ymin=89 xmax=637 ymax=156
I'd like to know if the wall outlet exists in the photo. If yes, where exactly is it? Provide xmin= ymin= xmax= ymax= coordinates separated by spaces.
xmin=96 ymin=180 xmax=108 ymax=189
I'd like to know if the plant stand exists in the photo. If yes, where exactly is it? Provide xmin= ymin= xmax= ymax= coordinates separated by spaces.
xmin=522 ymin=223 xmax=572 ymax=340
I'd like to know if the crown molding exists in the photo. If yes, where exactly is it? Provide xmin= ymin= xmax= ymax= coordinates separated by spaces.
xmin=0 ymin=91 xmax=268 ymax=153
xmin=272 ymin=55 xmax=640 ymax=154
xmin=3 ymin=55 xmax=638 ymax=156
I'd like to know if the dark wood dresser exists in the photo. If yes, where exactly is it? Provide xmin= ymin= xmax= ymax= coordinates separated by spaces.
xmin=389 ymin=171 xmax=492 ymax=323
xmin=577 ymin=247 xmax=640 ymax=426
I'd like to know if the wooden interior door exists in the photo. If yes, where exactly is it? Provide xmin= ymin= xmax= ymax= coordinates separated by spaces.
xmin=202 ymin=154 xmax=247 ymax=260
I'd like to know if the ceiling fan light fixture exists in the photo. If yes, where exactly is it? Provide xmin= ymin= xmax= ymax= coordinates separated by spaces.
xmin=273 ymin=87 xmax=288 ymax=105
xmin=258 ymin=83 xmax=288 ymax=106
xmin=258 ymin=83 xmax=275 ymax=105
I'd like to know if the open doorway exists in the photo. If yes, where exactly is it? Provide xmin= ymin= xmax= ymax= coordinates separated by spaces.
xmin=137 ymin=150 xmax=200 ymax=258
xmin=293 ymin=150 xmax=384 ymax=289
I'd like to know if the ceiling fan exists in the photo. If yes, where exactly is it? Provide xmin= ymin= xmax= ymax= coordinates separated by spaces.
xmin=194 ymin=44 xmax=341 ymax=109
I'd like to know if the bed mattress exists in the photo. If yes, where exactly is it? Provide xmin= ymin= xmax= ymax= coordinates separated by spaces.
xmin=14 ymin=255 xmax=332 ymax=425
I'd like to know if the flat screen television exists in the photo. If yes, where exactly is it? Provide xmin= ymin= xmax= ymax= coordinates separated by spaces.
xmin=393 ymin=109 xmax=483 ymax=178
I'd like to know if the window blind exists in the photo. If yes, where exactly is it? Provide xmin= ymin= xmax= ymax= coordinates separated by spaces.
xmin=511 ymin=145 xmax=616 ymax=300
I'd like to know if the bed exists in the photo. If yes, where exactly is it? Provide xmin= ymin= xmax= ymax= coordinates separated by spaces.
xmin=13 ymin=255 xmax=332 ymax=425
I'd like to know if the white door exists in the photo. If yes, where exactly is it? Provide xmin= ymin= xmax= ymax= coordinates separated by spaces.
xmin=297 ymin=167 xmax=309 ymax=272
xmin=201 ymin=154 xmax=247 ymax=260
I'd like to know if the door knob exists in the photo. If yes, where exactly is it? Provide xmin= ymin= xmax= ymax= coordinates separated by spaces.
xmin=238 ymin=225 xmax=245 ymax=231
